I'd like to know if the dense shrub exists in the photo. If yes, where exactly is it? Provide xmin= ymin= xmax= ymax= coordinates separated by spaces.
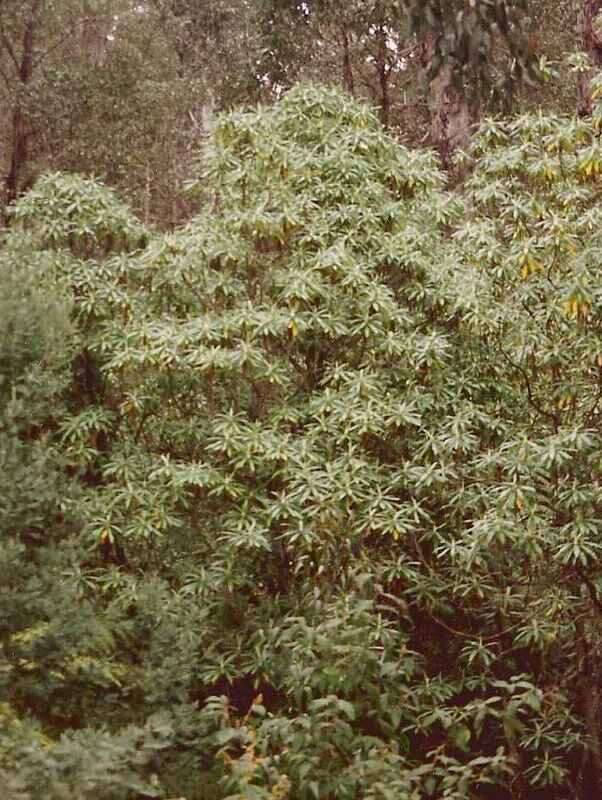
xmin=3 ymin=84 xmax=602 ymax=799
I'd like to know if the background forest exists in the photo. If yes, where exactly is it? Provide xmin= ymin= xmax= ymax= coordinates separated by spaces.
xmin=3 ymin=2 xmax=602 ymax=799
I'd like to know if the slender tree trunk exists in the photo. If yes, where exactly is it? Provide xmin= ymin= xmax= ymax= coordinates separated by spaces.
xmin=375 ymin=26 xmax=390 ymax=128
xmin=422 ymin=33 xmax=471 ymax=168
xmin=144 ymin=163 xmax=151 ymax=225
xmin=578 ymin=0 xmax=602 ymax=116
xmin=6 ymin=106 xmax=27 ymax=208
xmin=5 ymin=1 xmax=42 ymax=209
xmin=340 ymin=27 xmax=355 ymax=96
xmin=429 ymin=66 xmax=471 ymax=167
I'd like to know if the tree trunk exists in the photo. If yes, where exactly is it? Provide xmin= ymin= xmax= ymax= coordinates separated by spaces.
xmin=422 ymin=33 xmax=471 ymax=168
xmin=430 ymin=67 xmax=471 ymax=168
xmin=340 ymin=27 xmax=355 ymax=96
xmin=578 ymin=0 xmax=602 ymax=116
xmin=5 ymin=1 xmax=42 ymax=209
xmin=375 ymin=26 xmax=391 ymax=128
xmin=6 ymin=105 xmax=27 ymax=209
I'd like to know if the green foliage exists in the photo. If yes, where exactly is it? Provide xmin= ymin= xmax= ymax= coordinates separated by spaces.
xmin=0 ymin=227 xmax=75 ymax=539
xmin=4 ymin=80 xmax=602 ymax=800
xmin=10 ymin=172 xmax=148 ymax=256
xmin=405 ymin=0 xmax=538 ymax=99
xmin=0 ymin=235 xmax=71 ymax=398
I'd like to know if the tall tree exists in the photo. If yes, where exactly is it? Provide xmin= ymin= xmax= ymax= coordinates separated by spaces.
xmin=410 ymin=0 xmax=537 ymax=163
xmin=148 ymin=0 xmax=266 ymax=108
xmin=0 ymin=0 xmax=43 ymax=210
xmin=0 ymin=0 xmax=120 ymax=215
xmin=258 ymin=1 xmax=423 ymax=133
xmin=262 ymin=1 xmax=537 ymax=161
xmin=0 ymin=0 xmax=207 ymax=225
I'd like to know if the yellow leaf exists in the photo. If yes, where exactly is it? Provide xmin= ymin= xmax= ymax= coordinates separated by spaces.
xmin=519 ymin=254 xmax=541 ymax=280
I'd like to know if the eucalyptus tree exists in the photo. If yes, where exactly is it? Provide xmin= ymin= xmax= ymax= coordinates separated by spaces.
xmin=407 ymin=0 xmax=539 ymax=162
xmin=262 ymin=0 xmax=537 ymax=161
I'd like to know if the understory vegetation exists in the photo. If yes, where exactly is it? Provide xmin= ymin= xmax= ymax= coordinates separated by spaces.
xmin=3 ymin=80 xmax=602 ymax=799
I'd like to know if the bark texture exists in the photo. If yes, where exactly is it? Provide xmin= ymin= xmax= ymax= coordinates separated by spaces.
xmin=4 ymin=0 xmax=42 ymax=210
xmin=422 ymin=33 xmax=471 ymax=168
xmin=578 ymin=0 xmax=602 ymax=116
